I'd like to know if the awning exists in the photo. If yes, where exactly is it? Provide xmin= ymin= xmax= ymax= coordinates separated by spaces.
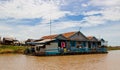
xmin=35 ymin=39 xmax=55 ymax=43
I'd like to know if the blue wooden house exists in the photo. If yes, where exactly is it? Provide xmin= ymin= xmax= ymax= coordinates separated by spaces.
xmin=27 ymin=31 xmax=107 ymax=55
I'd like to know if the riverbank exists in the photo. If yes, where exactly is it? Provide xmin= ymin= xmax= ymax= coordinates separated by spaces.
xmin=107 ymin=46 xmax=120 ymax=51
xmin=0 ymin=45 xmax=120 ymax=54
xmin=0 ymin=45 xmax=27 ymax=54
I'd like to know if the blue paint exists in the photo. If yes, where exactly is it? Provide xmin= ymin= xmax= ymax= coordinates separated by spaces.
xmin=70 ymin=41 xmax=76 ymax=47
xmin=45 ymin=47 xmax=107 ymax=55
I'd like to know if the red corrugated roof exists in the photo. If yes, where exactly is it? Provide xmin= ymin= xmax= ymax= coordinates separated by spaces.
xmin=62 ymin=32 xmax=76 ymax=38
xmin=41 ymin=31 xmax=76 ymax=39
xmin=87 ymin=36 xmax=99 ymax=42
xmin=41 ymin=34 xmax=58 ymax=39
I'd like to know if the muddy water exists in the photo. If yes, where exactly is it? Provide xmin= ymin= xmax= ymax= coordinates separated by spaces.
xmin=0 ymin=51 xmax=120 ymax=70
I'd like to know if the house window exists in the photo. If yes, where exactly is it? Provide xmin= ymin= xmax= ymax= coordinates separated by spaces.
xmin=70 ymin=41 xmax=76 ymax=47
xmin=58 ymin=41 xmax=61 ymax=47
xmin=81 ymin=42 xmax=86 ymax=47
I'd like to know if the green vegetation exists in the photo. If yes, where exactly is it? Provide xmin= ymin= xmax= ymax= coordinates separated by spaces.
xmin=107 ymin=46 xmax=120 ymax=51
xmin=0 ymin=45 xmax=27 ymax=54
xmin=0 ymin=45 xmax=120 ymax=54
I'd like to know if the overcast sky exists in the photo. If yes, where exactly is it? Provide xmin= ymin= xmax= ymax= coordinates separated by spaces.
xmin=0 ymin=0 xmax=120 ymax=46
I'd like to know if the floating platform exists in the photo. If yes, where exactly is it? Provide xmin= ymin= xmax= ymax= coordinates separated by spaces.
xmin=25 ymin=48 xmax=108 ymax=56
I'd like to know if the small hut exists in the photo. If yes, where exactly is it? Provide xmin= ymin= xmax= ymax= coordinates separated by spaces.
xmin=2 ymin=37 xmax=20 ymax=45
xmin=3 ymin=37 xmax=15 ymax=45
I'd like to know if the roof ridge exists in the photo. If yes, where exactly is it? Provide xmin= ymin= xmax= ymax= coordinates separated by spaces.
xmin=41 ymin=31 xmax=79 ymax=39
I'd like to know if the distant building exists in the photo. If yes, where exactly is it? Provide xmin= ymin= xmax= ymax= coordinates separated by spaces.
xmin=25 ymin=38 xmax=43 ymax=45
xmin=0 ymin=36 xmax=1 ymax=44
xmin=2 ymin=37 xmax=20 ymax=45
xmin=100 ymin=38 xmax=108 ymax=47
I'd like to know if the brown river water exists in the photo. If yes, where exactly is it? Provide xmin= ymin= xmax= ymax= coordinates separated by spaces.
xmin=0 ymin=50 xmax=120 ymax=70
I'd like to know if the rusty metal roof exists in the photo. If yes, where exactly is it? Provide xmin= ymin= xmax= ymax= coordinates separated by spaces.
xmin=41 ymin=31 xmax=77 ymax=39
xmin=41 ymin=34 xmax=58 ymax=39
xmin=62 ymin=32 xmax=76 ymax=38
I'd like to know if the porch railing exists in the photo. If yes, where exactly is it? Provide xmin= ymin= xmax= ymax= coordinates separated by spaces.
xmin=70 ymin=47 xmax=107 ymax=53
xmin=45 ymin=47 xmax=107 ymax=55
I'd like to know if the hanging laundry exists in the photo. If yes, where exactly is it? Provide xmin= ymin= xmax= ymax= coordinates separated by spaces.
xmin=61 ymin=42 xmax=65 ymax=48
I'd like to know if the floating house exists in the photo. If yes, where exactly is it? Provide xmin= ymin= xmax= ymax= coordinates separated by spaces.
xmin=27 ymin=31 xmax=107 ymax=55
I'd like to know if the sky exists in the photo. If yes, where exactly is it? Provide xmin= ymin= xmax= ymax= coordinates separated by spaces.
xmin=0 ymin=0 xmax=120 ymax=46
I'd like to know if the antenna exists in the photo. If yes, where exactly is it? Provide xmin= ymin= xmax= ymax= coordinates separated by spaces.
xmin=79 ymin=27 xmax=82 ymax=31
xmin=50 ymin=19 xmax=52 ymax=36
xmin=98 ymin=35 xmax=101 ymax=39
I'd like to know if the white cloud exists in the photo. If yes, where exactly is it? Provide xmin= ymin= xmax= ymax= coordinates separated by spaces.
xmin=83 ymin=22 xmax=120 ymax=46
xmin=81 ymin=3 xmax=88 ymax=7
xmin=102 ymin=7 xmax=120 ymax=21
xmin=0 ymin=21 xmax=80 ymax=40
xmin=82 ymin=16 xmax=105 ymax=26
xmin=82 ymin=0 xmax=120 ymax=26
xmin=0 ymin=0 xmax=69 ymax=21
xmin=83 ymin=7 xmax=120 ymax=21
xmin=83 ymin=11 xmax=102 ymax=16
xmin=0 ymin=20 xmax=78 ymax=41
xmin=0 ymin=24 xmax=12 ymax=31
xmin=89 ymin=0 xmax=120 ymax=7
xmin=0 ymin=22 xmax=49 ymax=40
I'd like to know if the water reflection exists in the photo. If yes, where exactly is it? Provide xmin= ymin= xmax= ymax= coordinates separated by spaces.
xmin=0 ymin=51 xmax=120 ymax=70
